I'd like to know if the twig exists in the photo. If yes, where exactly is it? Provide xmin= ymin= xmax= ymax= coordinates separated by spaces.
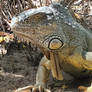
xmin=0 ymin=71 xmax=24 ymax=78
xmin=7 ymin=9 xmax=13 ymax=19
xmin=3 ymin=18 xmax=11 ymax=26
xmin=39 ymin=0 xmax=42 ymax=6
xmin=17 ymin=0 xmax=23 ymax=11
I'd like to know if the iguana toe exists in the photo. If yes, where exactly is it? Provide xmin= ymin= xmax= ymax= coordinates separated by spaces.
xmin=78 ymin=86 xmax=88 ymax=92
xmin=32 ymin=85 xmax=51 ymax=92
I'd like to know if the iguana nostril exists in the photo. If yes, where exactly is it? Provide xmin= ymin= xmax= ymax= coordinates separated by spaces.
xmin=48 ymin=38 xmax=63 ymax=50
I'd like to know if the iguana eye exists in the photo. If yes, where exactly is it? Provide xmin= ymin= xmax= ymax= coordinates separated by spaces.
xmin=48 ymin=38 xmax=63 ymax=50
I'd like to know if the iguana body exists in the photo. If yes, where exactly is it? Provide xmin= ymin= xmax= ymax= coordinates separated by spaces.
xmin=10 ymin=3 xmax=92 ymax=92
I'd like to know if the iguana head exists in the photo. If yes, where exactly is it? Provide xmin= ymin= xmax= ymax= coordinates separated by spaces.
xmin=10 ymin=3 xmax=69 ymax=51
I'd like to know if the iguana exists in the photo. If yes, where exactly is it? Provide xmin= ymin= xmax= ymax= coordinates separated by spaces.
xmin=10 ymin=3 xmax=92 ymax=92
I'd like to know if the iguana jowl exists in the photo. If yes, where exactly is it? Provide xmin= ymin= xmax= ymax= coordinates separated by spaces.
xmin=10 ymin=3 xmax=92 ymax=92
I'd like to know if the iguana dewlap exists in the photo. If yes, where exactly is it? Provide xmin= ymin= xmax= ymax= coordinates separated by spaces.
xmin=10 ymin=3 xmax=92 ymax=92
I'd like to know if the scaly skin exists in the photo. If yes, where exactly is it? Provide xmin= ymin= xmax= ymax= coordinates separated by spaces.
xmin=10 ymin=3 xmax=92 ymax=92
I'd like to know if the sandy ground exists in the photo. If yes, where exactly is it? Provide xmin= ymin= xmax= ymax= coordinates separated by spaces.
xmin=0 ymin=41 xmax=91 ymax=92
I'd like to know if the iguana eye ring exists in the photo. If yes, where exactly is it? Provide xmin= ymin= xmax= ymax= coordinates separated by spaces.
xmin=48 ymin=38 xmax=63 ymax=50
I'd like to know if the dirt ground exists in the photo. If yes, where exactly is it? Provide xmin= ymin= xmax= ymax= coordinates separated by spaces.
xmin=0 ymin=41 xmax=91 ymax=92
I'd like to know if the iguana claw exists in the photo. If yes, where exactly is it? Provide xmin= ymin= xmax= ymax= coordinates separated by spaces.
xmin=14 ymin=85 xmax=51 ymax=92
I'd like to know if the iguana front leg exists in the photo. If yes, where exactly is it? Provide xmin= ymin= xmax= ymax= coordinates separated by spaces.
xmin=14 ymin=56 xmax=51 ymax=92
xmin=35 ymin=56 xmax=50 ymax=90
xmin=78 ymin=51 xmax=92 ymax=92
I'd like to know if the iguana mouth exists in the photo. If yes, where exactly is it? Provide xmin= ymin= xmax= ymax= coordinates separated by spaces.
xmin=13 ymin=30 xmax=34 ymax=44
